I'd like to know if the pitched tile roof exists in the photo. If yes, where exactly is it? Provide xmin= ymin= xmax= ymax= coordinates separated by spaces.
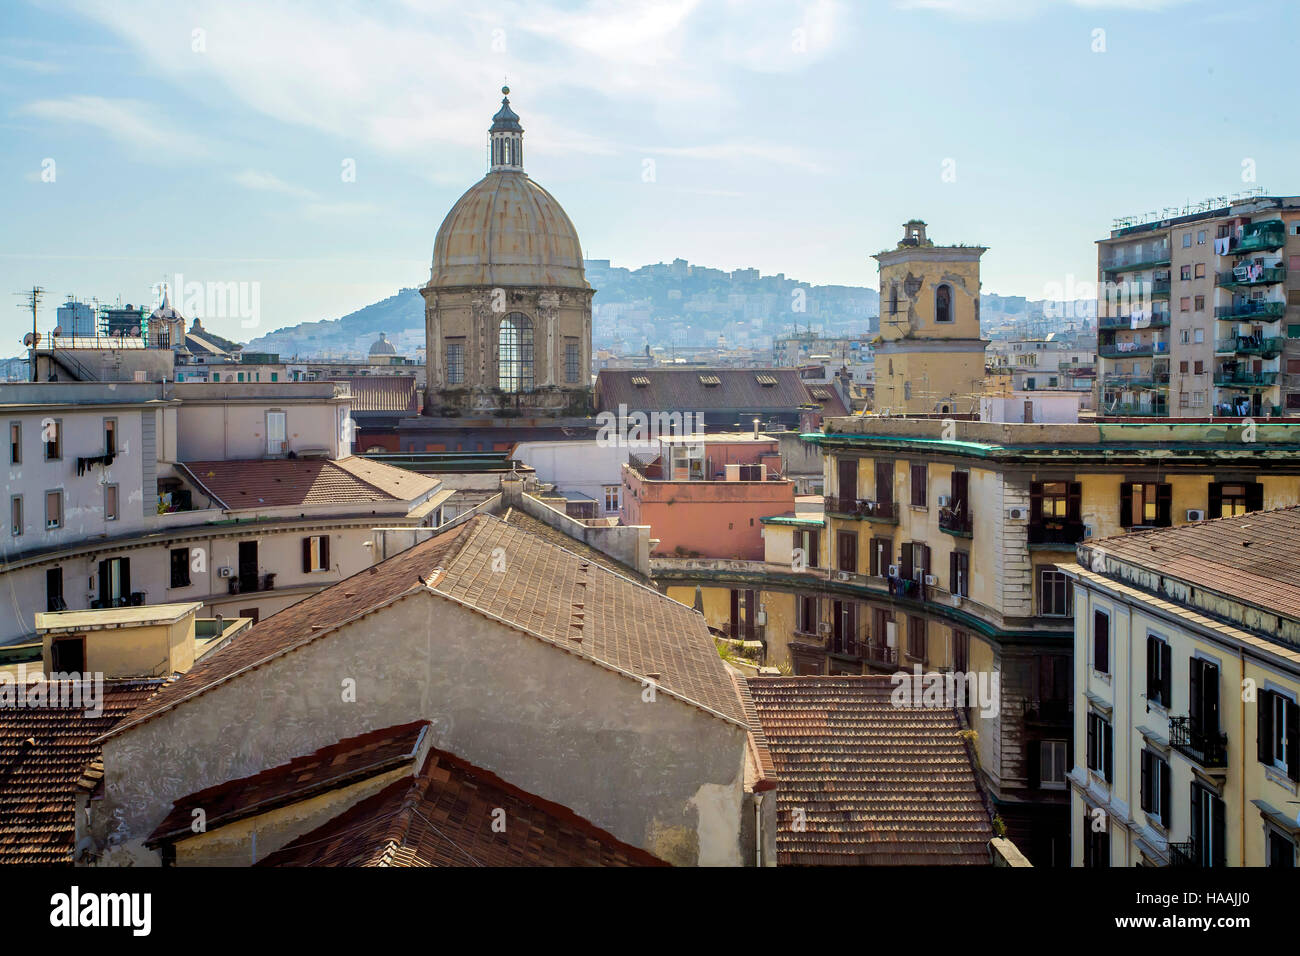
xmin=178 ymin=455 xmax=437 ymax=510
xmin=500 ymin=501 xmax=646 ymax=581
xmin=596 ymin=368 xmax=848 ymax=417
xmin=108 ymin=514 xmax=745 ymax=737
xmin=747 ymin=676 xmax=994 ymax=866
xmin=331 ymin=376 xmax=419 ymax=414
xmin=1082 ymin=505 xmax=1300 ymax=619
xmin=0 ymin=679 xmax=166 ymax=863
xmin=147 ymin=721 xmax=430 ymax=847
xmin=258 ymin=746 xmax=667 ymax=867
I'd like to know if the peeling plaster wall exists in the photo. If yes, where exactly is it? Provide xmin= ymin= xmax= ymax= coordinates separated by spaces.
xmin=94 ymin=590 xmax=749 ymax=866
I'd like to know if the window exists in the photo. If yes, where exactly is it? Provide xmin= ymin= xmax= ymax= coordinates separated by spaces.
xmin=910 ymin=463 xmax=927 ymax=507
xmin=1146 ymin=635 xmax=1171 ymax=708
xmin=836 ymin=531 xmax=857 ymax=573
xmin=935 ymin=284 xmax=953 ymax=323
xmin=104 ymin=484 xmax=118 ymax=521
xmin=1179 ymin=360 xmax=1189 ymax=374
xmin=1087 ymin=711 xmax=1113 ymax=782
xmin=1180 ymin=297 xmax=1191 ymax=312
xmin=10 ymin=496 xmax=21 ymax=537
xmin=46 ymin=567 xmax=64 ymax=612
xmin=901 ymin=541 xmax=930 ymax=582
xmin=565 ymin=340 xmax=580 ymax=383
xmin=266 ymin=411 xmax=287 ymax=455
xmin=498 ymin=312 xmax=535 ymax=392
xmin=1194 ymin=328 xmax=1204 ymax=344
xmin=97 ymin=557 xmax=130 ymax=607
xmin=869 ymin=536 xmax=891 ymax=577
xmin=795 ymin=593 xmax=818 ymax=634
xmin=1268 ymin=830 xmax=1295 ymax=867
xmin=1083 ymin=813 xmax=1110 ymax=868
xmin=1180 ymin=329 xmax=1190 ymax=344
xmin=9 ymin=422 xmax=19 ymax=464
xmin=170 ymin=547 xmax=191 ymax=589
xmin=1193 ymin=360 xmax=1203 ymax=374
xmin=1209 ymin=481 xmax=1261 ymax=518
xmin=43 ymin=419 xmax=61 ymax=461
xmin=1197 ymin=229 xmax=1206 ymax=244
xmin=950 ymin=550 xmax=969 ymax=597
xmin=1180 ymin=265 xmax=1191 ymax=281
xmin=50 ymin=636 xmax=85 ymax=673
xmin=1189 ymin=784 xmax=1226 ymax=867
xmin=1140 ymin=750 xmax=1171 ymax=826
xmin=303 ymin=534 xmax=330 ymax=573
xmin=889 ymin=285 xmax=899 ymax=315
xmin=1038 ymin=567 xmax=1072 ymax=616
xmin=1194 ymin=294 xmax=1205 ymax=311
xmin=907 ymin=615 xmax=925 ymax=660
xmin=603 ymin=485 xmax=620 ymax=513
xmin=794 ymin=528 xmax=820 ymax=569
xmin=1195 ymin=263 xmax=1206 ymax=279
xmin=951 ymin=630 xmax=969 ymax=672
xmin=446 ymin=341 xmax=465 ymax=385
xmin=1182 ymin=232 xmax=1192 ymax=248
xmin=1120 ymin=482 xmax=1171 ymax=528
xmin=1093 ymin=609 xmax=1110 ymax=674
xmin=45 ymin=490 xmax=62 ymax=530
xmin=1039 ymin=740 xmax=1067 ymax=789
xmin=1258 ymin=689 xmax=1299 ymax=780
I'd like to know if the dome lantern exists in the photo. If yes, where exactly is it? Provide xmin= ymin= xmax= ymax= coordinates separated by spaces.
xmin=489 ymin=86 xmax=524 ymax=173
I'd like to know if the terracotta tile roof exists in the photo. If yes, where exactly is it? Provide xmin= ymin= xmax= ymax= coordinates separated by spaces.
xmin=1084 ymin=506 xmax=1300 ymax=619
xmin=258 ymin=746 xmax=666 ymax=867
xmin=147 ymin=721 xmax=430 ymax=847
xmin=500 ymin=502 xmax=646 ymax=581
xmin=179 ymin=456 xmax=437 ymax=510
xmin=747 ymin=676 xmax=994 ymax=866
xmin=596 ymin=368 xmax=848 ymax=418
xmin=108 ymin=514 xmax=745 ymax=737
xmin=331 ymin=376 xmax=419 ymax=414
xmin=0 ymin=679 xmax=166 ymax=864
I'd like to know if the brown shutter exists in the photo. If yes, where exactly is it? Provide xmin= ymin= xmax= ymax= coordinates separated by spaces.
xmin=1119 ymin=482 xmax=1134 ymax=527
xmin=320 ymin=535 xmax=330 ymax=571
xmin=1258 ymin=690 xmax=1273 ymax=764
xmin=303 ymin=537 xmax=313 ymax=574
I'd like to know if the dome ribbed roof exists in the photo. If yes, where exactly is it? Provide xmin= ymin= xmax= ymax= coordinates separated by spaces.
xmin=369 ymin=332 xmax=397 ymax=355
xmin=428 ymin=172 xmax=588 ymax=290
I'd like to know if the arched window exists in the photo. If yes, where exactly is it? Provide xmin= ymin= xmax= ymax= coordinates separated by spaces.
xmin=889 ymin=285 xmax=899 ymax=315
xmin=935 ymin=284 xmax=953 ymax=323
xmin=498 ymin=312 xmax=534 ymax=391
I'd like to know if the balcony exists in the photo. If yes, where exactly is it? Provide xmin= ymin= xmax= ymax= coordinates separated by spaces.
xmin=1102 ymin=370 xmax=1171 ymax=389
xmin=1230 ymin=222 xmax=1286 ymax=256
xmin=1028 ymin=520 xmax=1087 ymax=547
xmin=863 ymin=642 xmax=899 ymax=668
xmin=1098 ymin=313 xmax=1170 ymax=330
xmin=1169 ymin=715 xmax=1228 ymax=770
xmin=1215 ymin=300 xmax=1285 ymax=321
xmin=1097 ymin=402 xmax=1170 ymax=417
xmin=1215 ymin=336 xmax=1284 ymax=358
xmin=1217 ymin=266 xmax=1285 ymax=289
xmin=1213 ymin=369 xmax=1278 ymax=388
xmin=1167 ymin=841 xmax=1199 ymax=868
xmin=827 ymin=497 xmax=898 ymax=524
xmin=938 ymin=506 xmax=972 ymax=537
xmin=1100 ymin=251 xmax=1171 ymax=274
xmin=228 ymin=572 xmax=278 ymax=595
xmin=1099 ymin=341 xmax=1168 ymax=359
xmin=1024 ymin=697 xmax=1071 ymax=723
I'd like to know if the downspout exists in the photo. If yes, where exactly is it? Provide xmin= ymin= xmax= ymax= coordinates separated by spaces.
xmin=754 ymin=791 xmax=764 ymax=868
xmin=1240 ymin=644 xmax=1247 ymax=867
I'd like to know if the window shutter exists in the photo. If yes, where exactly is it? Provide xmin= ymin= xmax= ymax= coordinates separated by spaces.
xmin=320 ymin=535 xmax=330 ymax=571
xmin=1026 ymin=740 xmax=1040 ymax=789
xmin=1161 ymin=643 xmax=1172 ymax=708
xmin=98 ymin=560 xmax=109 ymax=605
xmin=120 ymin=558 xmax=130 ymax=599
xmin=1189 ymin=785 xmax=1201 ymax=845
xmin=1029 ymin=482 xmax=1043 ymax=524
xmin=1204 ymin=662 xmax=1220 ymax=734
xmin=1258 ymin=691 xmax=1273 ymax=764
xmin=1140 ymin=751 xmax=1152 ymax=812
xmin=1189 ymin=658 xmax=1202 ymax=726
xmin=921 ymin=544 xmax=931 ymax=577
xmin=1087 ymin=715 xmax=1096 ymax=770
xmin=1146 ymin=638 xmax=1157 ymax=701
xmin=901 ymin=544 xmax=913 ymax=581
xmin=1247 ymin=482 xmax=1264 ymax=513
xmin=1208 ymin=482 xmax=1222 ymax=519
xmin=1159 ymin=760 xmax=1171 ymax=827
xmin=1156 ymin=483 xmax=1172 ymax=527
xmin=1103 ymin=722 xmax=1113 ymax=783
xmin=1212 ymin=795 xmax=1226 ymax=866
xmin=302 ymin=537 xmax=313 ymax=574
xmin=1119 ymin=482 xmax=1134 ymax=528
xmin=1067 ymin=482 xmax=1082 ymax=523
xmin=950 ymin=551 xmax=958 ymax=592
xmin=1288 ymin=700 xmax=1300 ymax=782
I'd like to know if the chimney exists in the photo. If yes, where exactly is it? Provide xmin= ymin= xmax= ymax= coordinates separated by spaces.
xmin=752 ymin=417 xmax=760 ymax=439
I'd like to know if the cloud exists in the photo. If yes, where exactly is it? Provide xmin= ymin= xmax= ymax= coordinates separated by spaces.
xmin=895 ymin=0 xmax=1199 ymax=16
xmin=17 ymin=95 xmax=204 ymax=157
xmin=0 ymin=54 xmax=61 ymax=74
xmin=232 ymin=169 xmax=318 ymax=201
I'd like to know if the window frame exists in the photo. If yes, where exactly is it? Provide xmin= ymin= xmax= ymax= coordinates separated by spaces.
xmin=1093 ymin=608 xmax=1110 ymax=675
xmin=1038 ymin=567 xmax=1073 ymax=617
xmin=45 ymin=489 xmax=63 ymax=530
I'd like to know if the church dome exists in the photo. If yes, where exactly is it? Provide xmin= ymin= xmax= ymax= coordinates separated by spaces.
xmin=369 ymin=331 xmax=397 ymax=356
xmin=427 ymin=89 xmax=588 ymax=291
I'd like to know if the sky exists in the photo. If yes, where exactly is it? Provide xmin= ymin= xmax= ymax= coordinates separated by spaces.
xmin=1 ymin=0 xmax=1295 ymax=347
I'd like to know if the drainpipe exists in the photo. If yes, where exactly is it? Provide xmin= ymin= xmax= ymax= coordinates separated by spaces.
xmin=1239 ymin=644 xmax=1247 ymax=867
xmin=754 ymin=792 xmax=765 ymax=867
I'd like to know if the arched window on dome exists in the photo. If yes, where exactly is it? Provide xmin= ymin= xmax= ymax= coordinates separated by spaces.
xmin=498 ymin=313 xmax=534 ymax=392
xmin=935 ymin=284 xmax=953 ymax=323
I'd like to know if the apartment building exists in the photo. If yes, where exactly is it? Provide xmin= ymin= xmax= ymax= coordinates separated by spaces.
xmin=654 ymin=415 xmax=1300 ymax=866
xmin=1065 ymin=509 xmax=1300 ymax=867
xmin=1096 ymin=195 xmax=1300 ymax=418
xmin=0 ymin=380 xmax=451 ymax=643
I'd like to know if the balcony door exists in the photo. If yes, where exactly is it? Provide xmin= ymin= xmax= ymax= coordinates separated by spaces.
xmin=875 ymin=461 xmax=894 ymax=506
xmin=836 ymin=531 xmax=857 ymax=574
xmin=238 ymin=540 xmax=259 ymax=593
xmin=837 ymin=458 xmax=857 ymax=510
xmin=1188 ymin=657 xmax=1220 ymax=736
xmin=1189 ymin=783 xmax=1226 ymax=867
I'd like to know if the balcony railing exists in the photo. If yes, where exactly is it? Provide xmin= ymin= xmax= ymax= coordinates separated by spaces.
xmin=1167 ymin=841 xmax=1199 ymax=868
xmin=1101 ymin=254 xmax=1171 ymax=274
xmin=863 ymin=642 xmax=898 ymax=667
xmin=229 ymin=572 xmax=277 ymax=595
xmin=1028 ymin=520 xmax=1087 ymax=546
xmin=1230 ymin=222 xmax=1286 ymax=256
xmin=1097 ymin=402 xmax=1170 ymax=417
xmin=1169 ymin=715 xmax=1228 ymax=769
xmin=1099 ymin=341 xmax=1168 ymax=358
xmin=1213 ymin=369 xmax=1278 ymax=388
xmin=1102 ymin=371 xmax=1171 ymax=388
xmin=1098 ymin=313 xmax=1171 ymax=330
xmin=938 ymin=506 xmax=973 ymax=537
xmin=1215 ymin=336 xmax=1284 ymax=357
xmin=1215 ymin=301 xmax=1285 ymax=320
xmin=1217 ymin=266 xmax=1285 ymax=288
xmin=828 ymin=497 xmax=898 ymax=523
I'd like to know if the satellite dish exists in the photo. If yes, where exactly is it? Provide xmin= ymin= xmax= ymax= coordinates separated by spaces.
xmin=52 ymin=325 xmax=63 ymax=338
xmin=132 ymin=326 xmax=142 ymax=337
xmin=22 ymin=332 xmax=40 ymax=347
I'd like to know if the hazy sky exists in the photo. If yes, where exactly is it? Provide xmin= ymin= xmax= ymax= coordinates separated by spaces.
xmin=1 ymin=0 xmax=1294 ymax=346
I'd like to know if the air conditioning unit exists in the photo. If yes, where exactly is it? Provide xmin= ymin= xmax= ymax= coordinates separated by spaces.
xmin=887 ymin=564 xmax=899 ymax=577
xmin=818 ymin=622 xmax=832 ymax=635
xmin=886 ymin=621 xmax=897 ymax=648
xmin=217 ymin=567 xmax=233 ymax=578
xmin=937 ymin=495 xmax=951 ymax=507
xmin=755 ymin=610 xmax=767 ymax=626
xmin=1083 ymin=524 xmax=1094 ymax=538
xmin=924 ymin=574 xmax=938 ymax=586
xmin=837 ymin=571 xmax=851 ymax=582
xmin=1186 ymin=509 xmax=1206 ymax=522
xmin=1007 ymin=507 xmax=1027 ymax=520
